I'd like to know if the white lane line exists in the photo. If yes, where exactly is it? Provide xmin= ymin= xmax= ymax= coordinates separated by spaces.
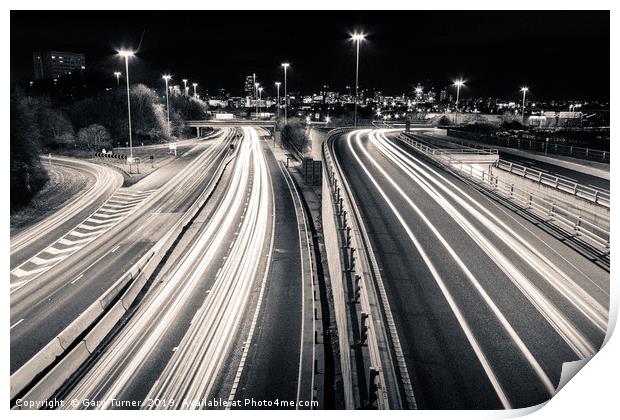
xmin=110 ymin=245 xmax=120 ymax=254
xmin=70 ymin=274 xmax=84 ymax=285
xmin=10 ymin=319 xmax=25 ymax=330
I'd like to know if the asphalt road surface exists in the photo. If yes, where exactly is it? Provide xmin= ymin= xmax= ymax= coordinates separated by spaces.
xmin=331 ymin=129 xmax=609 ymax=409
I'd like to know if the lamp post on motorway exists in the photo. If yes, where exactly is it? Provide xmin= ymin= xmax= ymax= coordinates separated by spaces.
xmin=258 ymin=86 xmax=263 ymax=119
xmin=192 ymin=82 xmax=198 ymax=99
xmin=453 ymin=79 xmax=465 ymax=110
xmin=520 ymin=86 xmax=529 ymax=124
xmin=114 ymin=71 xmax=121 ymax=87
xmin=162 ymin=74 xmax=172 ymax=139
xmin=275 ymin=81 xmax=281 ymax=119
xmin=182 ymin=79 xmax=188 ymax=96
xmin=254 ymin=82 xmax=259 ymax=119
xmin=281 ymin=63 xmax=290 ymax=125
xmin=117 ymin=49 xmax=135 ymax=158
xmin=351 ymin=33 xmax=366 ymax=127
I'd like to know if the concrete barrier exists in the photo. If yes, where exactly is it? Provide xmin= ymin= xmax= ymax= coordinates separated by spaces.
xmin=18 ymin=342 xmax=90 ymax=407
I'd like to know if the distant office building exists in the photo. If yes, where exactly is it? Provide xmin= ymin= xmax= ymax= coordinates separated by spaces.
xmin=33 ymin=51 xmax=86 ymax=80
xmin=243 ymin=75 xmax=255 ymax=98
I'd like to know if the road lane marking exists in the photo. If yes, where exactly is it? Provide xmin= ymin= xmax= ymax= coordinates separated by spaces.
xmin=70 ymin=274 xmax=84 ymax=284
xmin=10 ymin=319 xmax=25 ymax=330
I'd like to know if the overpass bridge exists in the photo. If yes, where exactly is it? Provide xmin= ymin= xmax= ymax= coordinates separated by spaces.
xmin=186 ymin=119 xmax=277 ymax=136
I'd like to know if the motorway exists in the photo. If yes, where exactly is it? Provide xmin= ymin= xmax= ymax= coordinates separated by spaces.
xmin=10 ymin=127 xmax=317 ymax=409
xmin=10 ymin=130 xmax=234 ymax=374
xmin=330 ymin=129 xmax=609 ymax=409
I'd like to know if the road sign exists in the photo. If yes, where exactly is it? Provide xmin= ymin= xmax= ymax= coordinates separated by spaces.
xmin=127 ymin=157 xmax=140 ymax=165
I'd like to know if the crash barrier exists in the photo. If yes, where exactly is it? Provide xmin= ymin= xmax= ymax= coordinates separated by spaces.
xmin=396 ymin=134 xmax=610 ymax=256
xmin=322 ymin=128 xmax=409 ymax=409
xmin=11 ymin=143 xmax=237 ymax=408
xmin=447 ymin=129 xmax=610 ymax=164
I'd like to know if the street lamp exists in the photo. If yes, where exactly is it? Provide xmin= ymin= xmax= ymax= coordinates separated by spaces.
xmin=114 ymin=71 xmax=121 ymax=87
xmin=351 ymin=33 xmax=366 ymax=127
xmin=254 ymin=82 xmax=260 ymax=119
xmin=162 ymin=75 xmax=172 ymax=139
xmin=281 ymin=63 xmax=290 ymax=125
xmin=520 ymin=86 xmax=529 ymax=124
xmin=182 ymin=79 xmax=188 ymax=96
xmin=117 ymin=49 xmax=135 ymax=158
xmin=192 ymin=82 xmax=198 ymax=98
xmin=275 ymin=81 xmax=281 ymax=118
xmin=453 ymin=79 xmax=465 ymax=110
xmin=258 ymin=86 xmax=263 ymax=118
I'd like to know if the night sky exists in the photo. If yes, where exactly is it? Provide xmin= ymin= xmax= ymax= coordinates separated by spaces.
xmin=11 ymin=10 xmax=609 ymax=100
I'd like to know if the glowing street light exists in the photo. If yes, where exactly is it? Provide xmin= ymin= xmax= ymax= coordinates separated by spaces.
xmin=258 ymin=86 xmax=263 ymax=118
xmin=281 ymin=63 xmax=290 ymax=125
xmin=192 ymin=83 xmax=198 ymax=98
xmin=453 ymin=79 xmax=465 ymax=110
xmin=114 ymin=71 xmax=122 ymax=87
xmin=254 ymin=82 xmax=260 ymax=119
xmin=351 ymin=32 xmax=366 ymax=127
xmin=520 ymin=86 xmax=529 ymax=123
xmin=162 ymin=75 xmax=172 ymax=139
xmin=275 ymin=81 xmax=281 ymax=118
xmin=182 ymin=79 xmax=188 ymax=96
xmin=117 ymin=49 xmax=135 ymax=158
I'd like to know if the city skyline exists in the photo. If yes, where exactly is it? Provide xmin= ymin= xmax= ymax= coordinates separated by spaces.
xmin=11 ymin=10 xmax=610 ymax=100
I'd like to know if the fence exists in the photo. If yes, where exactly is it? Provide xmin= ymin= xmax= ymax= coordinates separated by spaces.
xmin=396 ymin=134 xmax=610 ymax=256
xmin=447 ymin=129 xmax=610 ymax=163
xmin=494 ymin=159 xmax=610 ymax=208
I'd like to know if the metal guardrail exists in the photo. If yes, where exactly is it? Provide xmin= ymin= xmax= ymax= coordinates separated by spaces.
xmin=397 ymin=135 xmax=610 ymax=255
xmin=494 ymin=159 xmax=610 ymax=208
xmin=447 ymin=129 xmax=610 ymax=163
xmin=321 ymin=127 xmax=403 ymax=409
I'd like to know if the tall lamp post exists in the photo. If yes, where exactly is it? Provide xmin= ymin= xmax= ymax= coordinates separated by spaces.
xmin=254 ymin=82 xmax=260 ymax=119
xmin=182 ymin=79 xmax=188 ymax=96
xmin=281 ymin=63 xmax=290 ymax=125
xmin=351 ymin=33 xmax=366 ymax=127
xmin=275 ymin=81 xmax=281 ymax=119
xmin=162 ymin=75 xmax=172 ymax=138
xmin=520 ymin=86 xmax=529 ymax=124
xmin=258 ymin=87 xmax=263 ymax=119
xmin=118 ymin=49 xmax=135 ymax=158
xmin=192 ymin=83 xmax=198 ymax=99
xmin=453 ymin=79 xmax=465 ymax=110
xmin=114 ymin=71 xmax=121 ymax=87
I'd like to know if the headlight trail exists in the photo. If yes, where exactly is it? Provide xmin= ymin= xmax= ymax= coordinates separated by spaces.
xmin=61 ymin=127 xmax=271 ymax=409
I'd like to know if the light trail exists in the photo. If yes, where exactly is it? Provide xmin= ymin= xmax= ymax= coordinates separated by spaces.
xmin=339 ymin=128 xmax=608 ymax=406
xmin=345 ymin=131 xmax=512 ymax=408
xmin=61 ymin=127 xmax=271 ymax=409
xmin=371 ymin=130 xmax=607 ymax=338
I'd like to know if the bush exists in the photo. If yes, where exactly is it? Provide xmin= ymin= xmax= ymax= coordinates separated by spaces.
xmin=77 ymin=124 xmax=112 ymax=151
xmin=280 ymin=122 xmax=310 ymax=157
